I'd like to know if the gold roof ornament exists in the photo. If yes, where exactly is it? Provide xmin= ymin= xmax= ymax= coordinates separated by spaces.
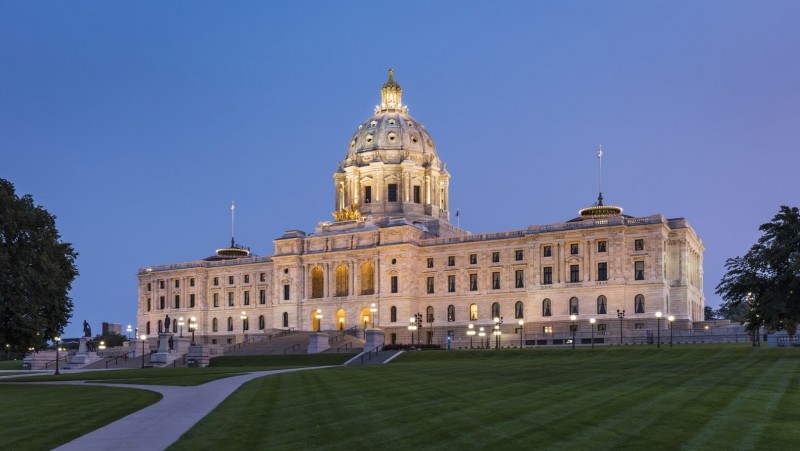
xmin=333 ymin=204 xmax=362 ymax=222
xmin=378 ymin=68 xmax=407 ymax=113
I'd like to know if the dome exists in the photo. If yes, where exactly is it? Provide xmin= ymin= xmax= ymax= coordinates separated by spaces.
xmin=345 ymin=112 xmax=437 ymax=160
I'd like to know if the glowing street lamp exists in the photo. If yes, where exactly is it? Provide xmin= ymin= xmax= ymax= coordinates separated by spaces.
xmin=140 ymin=335 xmax=147 ymax=368
xmin=478 ymin=327 xmax=486 ymax=349
xmin=493 ymin=317 xmax=503 ymax=349
xmin=189 ymin=316 xmax=197 ymax=345
xmin=570 ymin=314 xmax=578 ymax=349
xmin=518 ymin=319 xmax=524 ymax=348
xmin=178 ymin=317 xmax=184 ymax=338
xmin=668 ymin=315 xmax=675 ymax=347
xmin=370 ymin=303 xmax=377 ymax=328
xmin=408 ymin=317 xmax=417 ymax=346
xmin=466 ymin=324 xmax=475 ymax=348
xmin=655 ymin=311 xmax=663 ymax=348
xmin=590 ymin=318 xmax=596 ymax=349
xmin=126 ymin=324 xmax=132 ymax=340
xmin=54 ymin=337 xmax=61 ymax=375
xmin=617 ymin=309 xmax=625 ymax=345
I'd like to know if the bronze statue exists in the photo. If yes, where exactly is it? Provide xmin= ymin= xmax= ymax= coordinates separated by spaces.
xmin=164 ymin=315 xmax=171 ymax=333
xmin=82 ymin=320 xmax=91 ymax=338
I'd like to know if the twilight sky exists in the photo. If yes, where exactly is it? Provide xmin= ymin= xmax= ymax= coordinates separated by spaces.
xmin=2 ymin=1 xmax=798 ymax=338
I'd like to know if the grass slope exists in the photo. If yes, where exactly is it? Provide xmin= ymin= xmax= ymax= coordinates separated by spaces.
xmin=170 ymin=345 xmax=800 ymax=450
xmin=0 ymin=385 xmax=161 ymax=449
xmin=2 ymin=367 xmax=250 ymax=386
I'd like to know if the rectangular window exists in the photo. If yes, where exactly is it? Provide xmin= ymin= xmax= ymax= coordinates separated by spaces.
xmin=447 ymin=275 xmax=456 ymax=293
xmin=159 ymin=296 xmax=165 ymax=309
xmin=597 ymin=241 xmax=607 ymax=253
xmin=635 ymin=261 xmax=645 ymax=280
xmin=413 ymin=186 xmax=421 ymax=203
xmin=159 ymin=280 xmax=165 ymax=289
xmin=597 ymin=262 xmax=608 ymax=281
xmin=213 ymin=277 xmax=219 ymax=286
xmin=174 ymin=295 xmax=180 ymax=308
xmin=634 ymin=323 xmax=645 ymax=330
xmin=147 ymin=283 xmax=151 ymax=291
xmin=228 ymin=276 xmax=234 ymax=285
xmin=190 ymin=278 xmax=195 ymax=287
xmin=492 ymin=272 xmax=500 ymax=290
xmin=190 ymin=294 xmax=195 ymax=308
xmin=635 ymin=239 xmax=644 ymax=251
xmin=175 ymin=280 xmax=180 ymax=288
xmin=390 ymin=276 xmax=398 ymax=293
xmin=543 ymin=267 xmax=553 ymax=285
xmin=470 ymin=254 xmax=477 ymax=265
xmin=515 ymin=249 xmax=523 ymax=261
xmin=228 ymin=292 xmax=234 ymax=306
xmin=515 ymin=270 xmax=524 ymax=288
xmin=364 ymin=186 xmax=372 ymax=204
xmin=147 ymin=298 xmax=151 ymax=311
xmin=570 ymin=243 xmax=579 ymax=255
xmin=283 ymin=284 xmax=290 ymax=300
xmin=259 ymin=272 xmax=266 ymax=282
xmin=427 ymin=277 xmax=435 ymax=294
xmin=213 ymin=293 xmax=219 ymax=307
xmin=244 ymin=291 xmax=250 ymax=306
xmin=448 ymin=256 xmax=455 ymax=266
xmin=244 ymin=274 xmax=250 ymax=283
xmin=427 ymin=258 xmax=434 ymax=268
xmin=259 ymin=289 xmax=266 ymax=304
xmin=570 ymin=265 xmax=580 ymax=283
xmin=492 ymin=252 xmax=500 ymax=263
xmin=469 ymin=273 xmax=478 ymax=291
xmin=543 ymin=325 xmax=553 ymax=334
xmin=388 ymin=183 xmax=398 ymax=202
xmin=598 ymin=324 xmax=607 ymax=332
xmin=543 ymin=246 xmax=552 ymax=257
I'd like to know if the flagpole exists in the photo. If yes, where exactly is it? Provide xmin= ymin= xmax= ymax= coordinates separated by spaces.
xmin=231 ymin=201 xmax=235 ymax=247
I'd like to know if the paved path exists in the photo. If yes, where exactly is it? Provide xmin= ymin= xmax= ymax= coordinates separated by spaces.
xmin=52 ymin=367 xmax=327 ymax=451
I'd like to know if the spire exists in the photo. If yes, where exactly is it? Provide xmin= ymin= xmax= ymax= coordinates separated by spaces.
xmin=378 ymin=68 xmax=407 ymax=113
xmin=230 ymin=201 xmax=236 ymax=247
xmin=597 ymin=145 xmax=603 ymax=206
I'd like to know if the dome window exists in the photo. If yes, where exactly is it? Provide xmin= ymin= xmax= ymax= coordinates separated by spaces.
xmin=366 ymin=135 xmax=373 ymax=143
xmin=351 ymin=138 xmax=357 ymax=148
xmin=388 ymin=133 xmax=397 ymax=142
xmin=407 ymin=121 xmax=414 ymax=127
xmin=411 ymin=135 xmax=419 ymax=144
xmin=388 ymin=119 xmax=396 ymax=125
xmin=370 ymin=120 xmax=377 ymax=127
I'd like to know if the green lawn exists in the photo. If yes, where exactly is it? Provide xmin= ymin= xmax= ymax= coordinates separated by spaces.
xmin=0 ymin=360 xmax=22 ymax=370
xmin=170 ymin=345 xmax=800 ymax=450
xmin=209 ymin=353 xmax=355 ymax=367
xmin=1 ymin=367 xmax=251 ymax=386
xmin=0 ymin=385 xmax=161 ymax=450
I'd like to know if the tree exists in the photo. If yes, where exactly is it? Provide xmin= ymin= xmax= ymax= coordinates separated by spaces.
xmin=94 ymin=331 xmax=126 ymax=348
xmin=716 ymin=206 xmax=800 ymax=345
xmin=704 ymin=306 xmax=717 ymax=320
xmin=0 ymin=179 xmax=78 ymax=353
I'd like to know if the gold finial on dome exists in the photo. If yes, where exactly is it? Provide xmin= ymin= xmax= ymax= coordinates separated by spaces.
xmin=378 ymin=68 xmax=407 ymax=113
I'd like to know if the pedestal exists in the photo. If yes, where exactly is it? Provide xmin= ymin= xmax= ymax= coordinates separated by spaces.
xmin=364 ymin=328 xmax=385 ymax=352
xmin=174 ymin=337 xmax=191 ymax=355
xmin=307 ymin=333 xmax=330 ymax=354
xmin=150 ymin=333 xmax=172 ymax=364
xmin=187 ymin=345 xmax=211 ymax=367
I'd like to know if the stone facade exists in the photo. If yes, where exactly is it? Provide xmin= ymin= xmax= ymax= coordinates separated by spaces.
xmin=136 ymin=71 xmax=704 ymax=347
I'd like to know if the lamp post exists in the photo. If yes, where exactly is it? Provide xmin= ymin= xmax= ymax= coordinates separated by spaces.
xmin=178 ymin=318 xmax=184 ymax=338
xmin=518 ymin=319 xmax=525 ymax=348
xmin=408 ymin=317 xmax=417 ymax=347
xmin=189 ymin=316 xmax=197 ymax=345
xmin=126 ymin=324 xmax=132 ymax=340
xmin=569 ymin=315 xmax=577 ymax=349
xmin=54 ymin=337 xmax=61 ymax=375
xmin=478 ymin=327 xmax=486 ymax=349
xmin=241 ymin=311 xmax=248 ymax=341
xmin=590 ymin=318 xmax=596 ymax=349
xmin=98 ymin=341 xmax=106 ymax=352
xmin=655 ymin=311 xmax=663 ymax=348
xmin=414 ymin=313 xmax=423 ymax=346
xmin=370 ymin=303 xmax=377 ymax=328
xmin=617 ymin=309 xmax=625 ymax=345
xmin=467 ymin=324 xmax=475 ymax=348
xmin=5 ymin=344 xmax=10 ymax=361
xmin=140 ymin=335 xmax=147 ymax=368
xmin=493 ymin=317 xmax=503 ymax=349
xmin=668 ymin=315 xmax=675 ymax=347
xmin=315 ymin=309 xmax=323 ymax=332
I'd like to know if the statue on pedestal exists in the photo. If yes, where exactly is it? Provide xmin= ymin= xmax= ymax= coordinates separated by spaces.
xmin=164 ymin=315 xmax=171 ymax=333
xmin=83 ymin=320 xmax=92 ymax=338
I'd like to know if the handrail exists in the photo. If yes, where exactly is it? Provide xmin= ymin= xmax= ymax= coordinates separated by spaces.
xmin=284 ymin=343 xmax=301 ymax=355
xmin=105 ymin=349 xmax=136 ymax=368
xmin=337 ymin=342 xmax=352 ymax=353
xmin=44 ymin=353 xmax=71 ymax=369
xmin=359 ymin=344 xmax=386 ymax=364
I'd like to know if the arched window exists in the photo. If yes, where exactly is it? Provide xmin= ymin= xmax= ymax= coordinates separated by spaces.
xmin=635 ymin=294 xmax=645 ymax=313
xmin=311 ymin=267 xmax=324 ymax=298
xmin=542 ymin=299 xmax=552 ymax=317
xmin=158 ymin=320 xmax=163 ymax=333
xmin=212 ymin=318 xmax=218 ymax=332
xmin=259 ymin=315 xmax=265 ymax=330
xmin=360 ymin=262 xmax=374 ymax=295
xmin=491 ymin=302 xmax=500 ymax=319
xmin=597 ymin=296 xmax=607 ymax=314
xmin=569 ymin=297 xmax=579 ymax=315
xmin=146 ymin=321 xmax=151 ymax=335
xmin=227 ymin=317 xmax=233 ymax=331
xmin=447 ymin=305 xmax=455 ymax=322
xmin=243 ymin=317 xmax=249 ymax=331
xmin=173 ymin=321 xmax=178 ymax=333
xmin=390 ymin=306 xmax=397 ymax=322
xmin=515 ymin=301 xmax=524 ymax=319
xmin=335 ymin=265 xmax=348 ymax=297
xmin=470 ymin=303 xmax=478 ymax=320
xmin=282 ymin=312 xmax=289 ymax=328
xmin=426 ymin=306 xmax=434 ymax=323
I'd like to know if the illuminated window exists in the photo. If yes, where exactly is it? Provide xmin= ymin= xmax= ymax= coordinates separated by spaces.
xmin=469 ymin=303 xmax=478 ymax=320
xmin=311 ymin=267 xmax=324 ymax=299
xmin=335 ymin=265 xmax=348 ymax=296
xmin=360 ymin=262 xmax=374 ymax=295
xmin=543 ymin=325 xmax=553 ymax=334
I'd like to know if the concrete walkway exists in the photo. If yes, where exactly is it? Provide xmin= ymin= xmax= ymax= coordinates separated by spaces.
xmin=53 ymin=367 xmax=327 ymax=451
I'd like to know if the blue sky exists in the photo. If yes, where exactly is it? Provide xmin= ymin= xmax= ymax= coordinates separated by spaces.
xmin=2 ymin=1 xmax=798 ymax=338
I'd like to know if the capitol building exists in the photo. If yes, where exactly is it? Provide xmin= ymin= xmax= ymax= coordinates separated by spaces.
xmin=137 ymin=71 xmax=705 ymax=347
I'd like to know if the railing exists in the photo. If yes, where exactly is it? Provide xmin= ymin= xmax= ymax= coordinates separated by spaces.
xmin=44 ymin=353 xmax=72 ymax=369
xmin=359 ymin=344 xmax=386 ymax=364
xmin=104 ymin=350 xmax=136 ymax=368
xmin=284 ymin=343 xmax=301 ymax=355
xmin=337 ymin=342 xmax=352 ymax=353
xmin=171 ymin=354 xmax=188 ymax=368
xmin=224 ymin=328 xmax=297 ymax=352
xmin=139 ymin=255 xmax=273 ymax=274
